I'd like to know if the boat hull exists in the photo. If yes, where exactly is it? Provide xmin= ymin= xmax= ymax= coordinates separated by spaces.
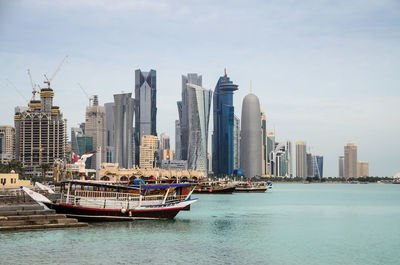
xmin=234 ymin=188 xmax=268 ymax=193
xmin=44 ymin=201 xmax=195 ymax=222
xmin=193 ymin=186 xmax=236 ymax=194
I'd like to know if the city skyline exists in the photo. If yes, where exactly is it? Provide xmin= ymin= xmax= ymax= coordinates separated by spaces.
xmin=1 ymin=0 xmax=399 ymax=177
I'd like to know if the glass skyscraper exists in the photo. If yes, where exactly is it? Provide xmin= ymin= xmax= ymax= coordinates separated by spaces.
xmin=212 ymin=71 xmax=238 ymax=177
xmin=134 ymin=69 xmax=157 ymax=166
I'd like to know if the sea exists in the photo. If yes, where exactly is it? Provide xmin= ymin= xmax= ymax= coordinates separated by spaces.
xmin=1 ymin=184 xmax=400 ymax=265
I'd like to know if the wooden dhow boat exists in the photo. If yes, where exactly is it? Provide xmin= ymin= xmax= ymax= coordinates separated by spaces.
xmin=23 ymin=180 xmax=198 ymax=221
xmin=234 ymin=181 xmax=272 ymax=193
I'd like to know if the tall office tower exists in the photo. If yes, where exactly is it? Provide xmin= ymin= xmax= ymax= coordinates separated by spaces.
xmin=71 ymin=127 xmax=84 ymax=155
xmin=296 ymin=142 xmax=307 ymax=178
xmin=270 ymin=141 xmax=292 ymax=177
xmin=260 ymin=109 xmax=267 ymax=176
xmin=134 ymin=69 xmax=157 ymax=166
xmin=306 ymin=153 xmax=313 ymax=177
xmin=104 ymin=102 xmax=115 ymax=163
xmin=177 ymin=73 xmax=202 ymax=161
xmin=338 ymin=156 xmax=344 ymax=178
xmin=113 ymin=93 xmax=135 ymax=169
xmin=312 ymin=155 xmax=323 ymax=178
xmin=174 ymin=120 xmax=181 ymax=160
xmin=14 ymin=86 xmax=67 ymax=177
xmin=139 ymin=135 xmax=158 ymax=169
xmin=344 ymin=142 xmax=357 ymax=179
xmin=357 ymin=161 xmax=369 ymax=177
xmin=84 ymin=95 xmax=106 ymax=169
xmin=0 ymin=126 xmax=15 ymax=161
xmin=266 ymin=130 xmax=275 ymax=175
xmin=233 ymin=115 xmax=240 ymax=169
xmin=240 ymin=93 xmax=262 ymax=178
xmin=76 ymin=135 xmax=93 ymax=168
xmin=159 ymin=133 xmax=170 ymax=151
xmin=212 ymin=70 xmax=238 ymax=177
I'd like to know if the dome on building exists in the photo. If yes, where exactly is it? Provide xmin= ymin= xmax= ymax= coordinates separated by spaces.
xmin=240 ymin=93 xmax=262 ymax=178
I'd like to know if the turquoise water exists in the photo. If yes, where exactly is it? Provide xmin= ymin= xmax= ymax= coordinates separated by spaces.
xmin=1 ymin=184 xmax=400 ymax=265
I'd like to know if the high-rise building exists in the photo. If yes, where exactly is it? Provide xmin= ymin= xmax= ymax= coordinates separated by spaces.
xmin=177 ymin=74 xmax=212 ymax=174
xmin=139 ymin=135 xmax=158 ymax=169
xmin=338 ymin=156 xmax=344 ymax=178
xmin=14 ymin=86 xmax=67 ymax=177
xmin=357 ymin=161 xmax=369 ymax=177
xmin=84 ymin=95 xmax=106 ymax=169
xmin=312 ymin=155 xmax=323 ymax=178
xmin=159 ymin=132 xmax=173 ymax=161
xmin=71 ymin=127 xmax=83 ymax=155
xmin=260 ymin=109 xmax=267 ymax=176
xmin=212 ymin=70 xmax=238 ymax=177
xmin=270 ymin=140 xmax=292 ymax=177
xmin=344 ymin=142 xmax=357 ymax=179
xmin=177 ymin=73 xmax=202 ymax=161
xmin=266 ymin=130 xmax=275 ymax=175
xmin=134 ymin=69 xmax=157 ymax=166
xmin=76 ymin=136 xmax=93 ymax=168
xmin=174 ymin=120 xmax=181 ymax=160
xmin=296 ymin=142 xmax=307 ymax=178
xmin=113 ymin=93 xmax=134 ymax=169
xmin=0 ymin=126 xmax=15 ymax=161
xmin=240 ymin=93 xmax=262 ymax=178
xmin=307 ymin=153 xmax=313 ymax=177
xmin=233 ymin=115 xmax=240 ymax=170
xmin=104 ymin=102 xmax=115 ymax=163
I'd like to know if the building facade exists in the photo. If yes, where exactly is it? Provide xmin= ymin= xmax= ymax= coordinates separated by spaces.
xmin=344 ymin=142 xmax=357 ymax=179
xmin=338 ymin=156 xmax=344 ymax=178
xmin=139 ymin=135 xmax=158 ymax=169
xmin=14 ymin=87 xmax=67 ymax=176
xmin=134 ymin=69 xmax=157 ymax=166
xmin=104 ymin=102 xmax=115 ymax=163
xmin=212 ymin=70 xmax=238 ymax=177
xmin=84 ymin=95 xmax=106 ymax=169
xmin=266 ymin=130 xmax=275 ymax=175
xmin=269 ymin=140 xmax=292 ymax=177
xmin=0 ymin=125 xmax=15 ymax=161
xmin=233 ymin=115 xmax=240 ymax=170
xmin=296 ymin=142 xmax=307 ymax=178
xmin=312 ymin=155 xmax=323 ymax=178
xmin=260 ymin=109 xmax=267 ymax=176
xmin=113 ymin=93 xmax=134 ymax=169
xmin=357 ymin=161 xmax=369 ymax=177
xmin=240 ymin=93 xmax=262 ymax=178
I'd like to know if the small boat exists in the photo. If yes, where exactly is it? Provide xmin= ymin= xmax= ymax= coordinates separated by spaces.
xmin=193 ymin=182 xmax=236 ymax=194
xmin=23 ymin=180 xmax=198 ymax=221
xmin=234 ymin=181 xmax=271 ymax=193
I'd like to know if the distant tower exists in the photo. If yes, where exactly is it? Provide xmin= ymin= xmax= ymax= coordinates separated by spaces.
xmin=338 ymin=156 xmax=344 ymax=178
xmin=104 ymin=102 xmax=115 ymax=163
xmin=85 ymin=95 xmax=106 ymax=169
xmin=296 ymin=142 xmax=307 ymax=178
xmin=175 ymin=120 xmax=181 ymax=160
xmin=344 ymin=142 xmax=357 ymax=179
xmin=113 ymin=93 xmax=135 ymax=169
xmin=134 ymin=69 xmax=157 ymax=166
xmin=233 ymin=115 xmax=240 ymax=169
xmin=212 ymin=70 xmax=238 ymax=177
xmin=266 ymin=130 xmax=275 ymax=175
xmin=240 ymin=93 xmax=262 ymax=178
xmin=357 ymin=161 xmax=369 ymax=177
xmin=260 ymin=109 xmax=267 ymax=176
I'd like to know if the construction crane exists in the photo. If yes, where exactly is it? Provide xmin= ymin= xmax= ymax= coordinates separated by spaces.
xmin=43 ymin=55 xmax=68 ymax=88
xmin=27 ymin=69 xmax=38 ymax=100
xmin=77 ymin=83 xmax=93 ymax=106
xmin=6 ymin=79 xmax=28 ymax=103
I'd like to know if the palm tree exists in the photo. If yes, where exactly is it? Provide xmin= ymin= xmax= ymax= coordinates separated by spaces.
xmin=40 ymin=163 xmax=51 ymax=182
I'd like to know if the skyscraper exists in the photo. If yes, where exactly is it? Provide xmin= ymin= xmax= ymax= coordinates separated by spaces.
xmin=139 ymin=135 xmax=158 ymax=169
xmin=113 ymin=93 xmax=134 ymax=169
xmin=266 ymin=130 xmax=275 ymax=175
xmin=212 ymin=70 xmax=238 ymax=177
xmin=357 ymin=161 xmax=369 ymax=177
xmin=0 ymin=126 xmax=15 ymax=161
xmin=338 ymin=156 xmax=344 ymax=178
xmin=14 ymin=86 xmax=67 ymax=176
xmin=296 ymin=142 xmax=307 ymax=178
xmin=177 ymin=73 xmax=202 ymax=161
xmin=240 ymin=93 xmax=262 ymax=178
xmin=270 ymin=140 xmax=292 ymax=177
xmin=233 ymin=115 xmax=240 ymax=170
xmin=312 ymin=155 xmax=323 ymax=178
xmin=307 ymin=153 xmax=313 ymax=177
xmin=174 ymin=120 xmax=181 ymax=160
xmin=104 ymin=102 xmax=115 ymax=163
xmin=260 ymin=109 xmax=267 ymax=176
xmin=134 ymin=69 xmax=157 ymax=166
xmin=85 ymin=95 xmax=106 ymax=169
xmin=344 ymin=142 xmax=357 ymax=179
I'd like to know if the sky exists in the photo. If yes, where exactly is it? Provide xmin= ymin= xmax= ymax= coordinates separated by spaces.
xmin=1 ymin=0 xmax=399 ymax=177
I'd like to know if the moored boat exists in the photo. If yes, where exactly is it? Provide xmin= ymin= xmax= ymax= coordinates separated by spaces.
xmin=234 ymin=181 xmax=271 ymax=193
xmin=24 ymin=180 xmax=198 ymax=221
xmin=193 ymin=182 xmax=236 ymax=194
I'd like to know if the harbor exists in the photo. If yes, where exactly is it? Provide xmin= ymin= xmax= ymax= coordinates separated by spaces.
xmin=1 ymin=184 xmax=400 ymax=265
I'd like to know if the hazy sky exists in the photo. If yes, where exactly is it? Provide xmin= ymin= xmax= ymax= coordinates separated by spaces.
xmin=1 ymin=0 xmax=399 ymax=177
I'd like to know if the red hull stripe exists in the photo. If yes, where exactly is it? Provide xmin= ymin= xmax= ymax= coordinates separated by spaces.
xmin=58 ymin=203 xmax=185 ymax=212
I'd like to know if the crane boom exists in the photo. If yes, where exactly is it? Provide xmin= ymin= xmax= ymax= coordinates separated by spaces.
xmin=77 ymin=83 xmax=93 ymax=106
xmin=6 ymin=79 xmax=28 ymax=102
xmin=27 ymin=69 xmax=38 ymax=100
xmin=50 ymin=55 xmax=68 ymax=81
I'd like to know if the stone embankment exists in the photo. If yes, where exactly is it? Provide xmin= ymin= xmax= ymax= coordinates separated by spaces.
xmin=0 ymin=190 xmax=88 ymax=231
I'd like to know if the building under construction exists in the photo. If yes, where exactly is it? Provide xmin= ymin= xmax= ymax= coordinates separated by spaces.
xmin=14 ymin=86 xmax=67 ymax=177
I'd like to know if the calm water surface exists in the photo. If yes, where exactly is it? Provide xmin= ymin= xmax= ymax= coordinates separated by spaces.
xmin=1 ymin=184 xmax=400 ymax=265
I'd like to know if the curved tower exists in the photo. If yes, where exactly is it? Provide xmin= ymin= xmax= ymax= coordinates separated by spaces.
xmin=240 ymin=93 xmax=262 ymax=178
